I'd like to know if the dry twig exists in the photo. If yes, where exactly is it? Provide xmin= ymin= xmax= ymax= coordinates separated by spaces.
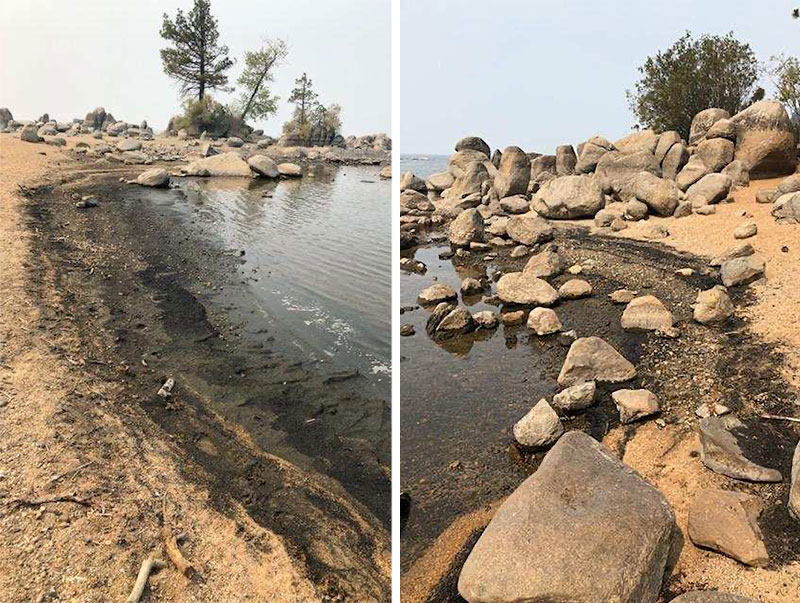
xmin=126 ymin=556 xmax=166 ymax=603
xmin=761 ymin=413 xmax=800 ymax=424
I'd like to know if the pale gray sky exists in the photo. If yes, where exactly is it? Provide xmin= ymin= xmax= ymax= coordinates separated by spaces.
xmin=401 ymin=0 xmax=800 ymax=154
xmin=0 ymin=0 xmax=390 ymax=135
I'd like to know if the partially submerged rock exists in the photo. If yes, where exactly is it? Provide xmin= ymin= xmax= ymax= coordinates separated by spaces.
xmin=512 ymin=399 xmax=564 ymax=448
xmin=458 ymin=431 xmax=676 ymax=603
xmin=417 ymin=284 xmax=457 ymax=305
xmin=688 ymin=488 xmax=769 ymax=567
xmin=135 ymin=167 xmax=170 ymax=188
xmin=496 ymin=272 xmax=559 ymax=306
xmin=527 ymin=307 xmax=563 ymax=335
xmin=699 ymin=416 xmax=782 ymax=482
xmin=247 ymin=154 xmax=280 ymax=178
xmin=184 ymin=152 xmax=252 ymax=177
xmin=558 ymin=336 xmax=636 ymax=387
xmin=552 ymin=381 xmax=596 ymax=412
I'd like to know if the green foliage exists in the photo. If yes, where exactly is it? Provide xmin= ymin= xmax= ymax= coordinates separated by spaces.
xmin=310 ymin=103 xmax=342 ymax=131
xmin=770 ymin=54 xmax=800 ymax=122
xmin=234 ymin=39 xmax=288 ymax=122
xmin=287 ymin=73 xmax=318 ymax=126
xmin=160 ymin=0 xmax=233 ymax=100
xmin=627 ymin=32 xmax=759 ymax=138
xmin=174 ymin=96 xmax=233 ymax=136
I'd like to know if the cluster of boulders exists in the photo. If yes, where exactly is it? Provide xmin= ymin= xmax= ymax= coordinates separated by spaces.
xmin=400 ymin=100 xmax=799 ymax=249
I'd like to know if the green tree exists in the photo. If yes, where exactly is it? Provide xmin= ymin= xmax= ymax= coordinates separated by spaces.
xmin=233 ymin=39 xmax=288 ymax=123
xmin=310 ymin=103 xmax=342 ymax=132
xmin=770 ymin=54 xmax=800 ymax=123
xmin=287 ymin=73 xmax=318 ymax=127
xmin=627 ymin=32 xmax=759 ymax=138
xmin=160 ymin=0 xmax=233 ymax=100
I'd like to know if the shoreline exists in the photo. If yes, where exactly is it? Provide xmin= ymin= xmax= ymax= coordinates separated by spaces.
xmin=0 ymin=136 xmax=390 ymax=601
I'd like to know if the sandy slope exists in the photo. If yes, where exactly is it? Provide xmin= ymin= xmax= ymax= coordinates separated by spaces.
xmin=0 ymin=135 xmax=380 ymax=602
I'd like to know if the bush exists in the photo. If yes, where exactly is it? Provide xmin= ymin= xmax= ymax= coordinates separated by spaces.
xmin=173 ymin=96 xmax=234 ymax=137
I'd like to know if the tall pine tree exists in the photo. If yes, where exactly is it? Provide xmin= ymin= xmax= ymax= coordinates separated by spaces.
xmin=160 ymin=0 xmax=233 ymax=100
xmin=287 ymin=73 xmax=318 ymax=127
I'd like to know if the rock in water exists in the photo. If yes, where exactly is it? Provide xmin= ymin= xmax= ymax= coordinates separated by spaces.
xmin=278 ymin=163 xmax=302 ymax=177
xmin=790 ymin=440 xmax=800 ymax=520
xmin=670 ymin=592 xmax=759 ymax=603
xmin=184 ymin=152 xmax=253 ymax=177
xmin=247 ymin=155 xmax=279 ymax=178
xmin=552 ymin=381 xmax=596 ymax=412
xmin=449 ymin=208 xmax=485 ymax=246
xmin=621 ymin=295 xmax=673 ymax=331
xmin=693 ymin=286 xmax=734 ymax=324
xmin=687 ymin=488 xmax=769 ymax=567
xmin=135 ymin=168 xmax=170 ymax=188
xmin=417 ymin=284 xmax=457 ymax=305
xmin=699 ymin=416 xmax=782 ymax=482
xmin=437 ymin=306 xmax=475 ymax=335
xmin=512 ymin=399 xmax=564 ymax=448
xmin=612 ymin=389 xmax=661 ymax=424
xmin=730 ymin=100 xmax=796 ymax=178
xmin=558 ymin=336 xmax=636 ymax=387
xmin=493 ymin=146 xmax=530 ymax=198
xmin=720 ymin=255 xmax=765 ymax=287
xmin=505 ymin=213 xmax=554 ymax=246
xmin=458 ymin=431 xmax=676 ymax=603
xmin=472 ymin=310 xmax=499 ymax=329
xmin=527 ymin=307 xmax=562 ymax=335
xmin=496 ymin=273 xmax=559 ymax=306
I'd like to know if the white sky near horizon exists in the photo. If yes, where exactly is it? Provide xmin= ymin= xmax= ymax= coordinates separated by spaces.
xmin=400 ymin=0 xmax=800 ymax=154
xmin=0 ymin=0 xmax=390 ymax=136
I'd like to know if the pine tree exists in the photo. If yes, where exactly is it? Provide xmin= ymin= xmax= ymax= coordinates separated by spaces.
xmin=160 ymin=0 xmax=233 ymax=100
xmin=287 ymin=73 xmax=318 ymax=127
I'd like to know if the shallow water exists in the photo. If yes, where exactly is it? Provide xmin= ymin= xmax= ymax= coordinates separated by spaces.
xmin=143 ymin=165 xmax=391 ymax=400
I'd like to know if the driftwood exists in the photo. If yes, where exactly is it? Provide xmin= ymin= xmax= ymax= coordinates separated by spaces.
xmin=126 ymin=556 xmax=166 ymax=603
xmin=761 ymin=413 xmax=800 ymax=424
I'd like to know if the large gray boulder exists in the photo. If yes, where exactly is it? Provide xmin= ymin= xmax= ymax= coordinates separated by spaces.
xmin=630 ymin=172 xmax=681 ymax=216
xmin=575 ymin=136 xmax=614 ymax=174
xmin=183 ymin=152 xmax=253 ymax=177
xmin=695 ymin=137 xmax=734 ymax=172
xmin=614 ymin=129 xmax=659 ymax=155
xmin=685 ymin=173 xmax=732 ymax=206
xmin=448 ymin=149 xmax=490 ymax=178
xmin=772 ymin=192 xmax=800 ymax=224
xmin=555 ymin=144 xmax=577 ymax=176
xmin=662 ymin=142 xmax=690 ymax=180
xmin=505 ymin=213 xmax=554 ymax=246
xmin=444 ymin=161 xmax=490 ymax=205
xmin=455 ymin=135 xmax=490 ymax=157
xmin=247 ymin=154 xmax=280 ymax=178
xmin=699 ymin=416 xmax=782 ymax=482
xmin=458 ymin=431 xmax=676 ymax=603
xmin=596 ymin=151 xmax=661 ymax=200
xmin=493 ymin=146 xmax=531 ymax=198
xmin=19 ymin=124 xmax=41 ymax=143
xmin=558 ymin=336 xmax=636 ymax=387
xmin=449 ymin=208 xmax=485 ymax=246
xmin=531 ymin=175 xmax=605 ymax=219
xmin=655 ymin=131 xmax=681 ymax=163
xmin=83 ymin=106 xmax=107 ymax=130
xmin=689 ymin=108 xmax=730 ymax=145
xmin=0 ymin=107 xmax=13 ymax=128
xmin=496 ymin=272 xmax=559 ymax=306
xmin=731 ymin=100 xmax=796 ymax=178
xmin=135 ymin=168 xmax=170 ymax=187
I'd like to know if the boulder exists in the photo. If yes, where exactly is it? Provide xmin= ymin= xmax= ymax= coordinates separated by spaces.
xmin=621 ymin=295 xmax=673 ymax=331
xmin=685 ymin=173 xmax=732 ymax=205
xmin=458 ymin=431 xmax=676 ymax=603
xmin=400 ymin=189 xmax=433 ymax=212
xmin=247 ymin=155 xmax=280 ymax=178
xmin=655 ymin=131 xmax=681 ymax=163
xmin=417 ymin=284 xmax=457 ymax=305
xmin=425 ymin=171 xmax=454 ymax=192
xmin=135 ymin=168 xmax=170 ymax=188
xmin=710 ymin=243 xmax=754 ymax=267
xmin=505 ymin=213 xmax=554 ymax=246
xmin=693 ymin=287 xmax=734 ymax=324
xmin=558 ymin=337 xmax=636 ymax=387
xmin=184 ymin=152 xmax=252 ymax=177
xmin=695 ymin=138 xmax=734 ymax=172
xmin=687 ymin=488 xmax=769 ymax=567
xmin=0 ymin=107 xmax=13 ymax=128
xmin=448 ymin=149 xmax=490 ymax=178
xmin=552 ymin=381 xmax=596 ymax=412
xmin=83 ymin=106 xmax=107 ymax=130
xmin=773 ymin=192 xmax=800 ymax=224
xmin=676 ymin=155 xmax=710 ymax=190
xmin=449 ymin=208 xmax=484 ymax=246
xmin=706 ymin=118 xmax=736 ymax=140
xmin=226 ymin=136 xmax=244 ymax=147
xmin=496 ymin=272 xmax=559 ymax=306
xmin=720 ymin=255 xmax=765 ymax=287
xmin=612 ymin=389 xmax=661 ymax=424
xmin=444 ymin=161 xmax=490 ymax=204
xmin=473 ymin=310 xmax=499 ymax=329
xmin=559 ymin=279 xmax=592 ymax=299
xmin=596 ymin=151 xmax=661 ymax=199
xmin=278 ymin=163 xmax=302 ymax=177
xmin=512 ymin=399 xmax=564 ymax=448
xmin=527 ymin=307 xmax=563 ymax=335
xmin=531 ymin=175 xmax=605 ymax=219
xmin=379 ymin=165 xmax=391 ymax=179
xmin=730 ymin=100 xmax=796 ymax=178
xmin=460 ymin=277 xmax=483 ymax=297
xmin=426 ymin=302 xmax=456 ymax=334
xmin=614 ymin=129 xmax=658 ymax=155
xmin=455 ymin=135 xmax=490 ymax=156
xmin=630 ymin=171 xmax=681 ymax=216
xmin=699 ymin=416 xmax=782 ymax=482
xmin=720 ymin=160 xmax=749 ymax=188
xmin=530 ymin=154 xmax=557 ymax=181
xmin=555 ymin=144 xmax=577 ymax=176
xmin=400 ymin=171 xmax=426 ymax=192
xmin=574 ymin=136 xmax=610 ymax=173
xmin=117 ymin=138 xmax=142 ymax=152
xmin=437 ymin=306 xmax=475 ymax=335
xmin=595 ymin=207 xmax=622 ymax=227
xmin=493 ymin=146 xmax=531 ymax=198
xmin=19 ymin=124 xmax=41 ymax=143
xmin=690 ymin=108 xmax=730 ymax=145
xmin=624 ymin=198 xmax=649 ymax=221
xmin=522 ymin=246 xmax=566 ymax=278
xmin=498 ymin=194 xmax=530 ymax=214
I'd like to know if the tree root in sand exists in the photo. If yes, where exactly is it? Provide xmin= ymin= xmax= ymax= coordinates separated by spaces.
xmin=126 ymin=556 xmax=167 ymax=603
xmin=162 ymin=494 xmax=195 ymax=576
xmin=8 ymin=495 xmax=92 ymax=509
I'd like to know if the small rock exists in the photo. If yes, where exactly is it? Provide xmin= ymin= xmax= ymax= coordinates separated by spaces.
xmin=558 ymin=337 xmax=636 ymax=387
xmin=437 ymin=306 xmax=475 ymax=334
xmin=472 ymin=310 xmax=499 ymax=329
xmin=567 ymin=264 xmax=582 ymax=275
xmin=699 ymin=416 xmax=782 ymax=482
xmin=527 ymin=307 xmax=563 ymax=335
xmin=643 ymin=224 xmax=669 ymax=239
xmin=696 ymin=205 xmax=717 ymax=215
xmin=512 ymin=399 xmax=564 ymax=448
xmin=552 ymin=381 xmax=596 ymax=412
xmin=621 ymin=295 xmax=673 ymax=332
xmin=558 ymin=279 xmax=592 ymax=299
xmin=501 ymin=310 xmax=525 ymax=326
xmin=417 ymin=283 xmax=457 ymax=305
xmin=400 ymin=324 xmax=415 ymax=337
xmin=733 ymin=222 xmax=757 ymax=240
xmin=612 ymin=389 xmax=661 ymax=424
xmin=522 ymin=246 xmax=566 ymax=278
xmin=609 ymin=289 xmax=637 ymax=304
xmin=460 ymin=278 xmax=483 ymax=296
xmin=693 ymin=286 xmax=734 ymax=324
xmin=676 ymin=268 xmax=694 ymax=276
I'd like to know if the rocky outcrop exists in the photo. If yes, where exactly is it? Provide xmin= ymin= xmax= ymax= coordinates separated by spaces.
xmin=730 ymin=100 xmax=796 ymax=178
xmin=614 ymin=129 xmax=658 ymax=155
xmin=458 ymin=431 xmax=676 ymax=603
xmin=695 ymin=137 xmax=734 ymax=172
xmin=531 ymin=175 xmax=605 ymax=219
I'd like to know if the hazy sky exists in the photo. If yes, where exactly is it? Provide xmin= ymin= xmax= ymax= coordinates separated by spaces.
xmin=0 ymin=0 xmax=390 ymax=135
xmin=401 ymin=0 xmax=800 ymax=154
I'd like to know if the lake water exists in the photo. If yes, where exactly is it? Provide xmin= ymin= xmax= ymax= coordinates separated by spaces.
xmin=173 ymin=164 xmax=392 ymax=400
xmin=400 ymin=154 xmax=448 ymax=180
